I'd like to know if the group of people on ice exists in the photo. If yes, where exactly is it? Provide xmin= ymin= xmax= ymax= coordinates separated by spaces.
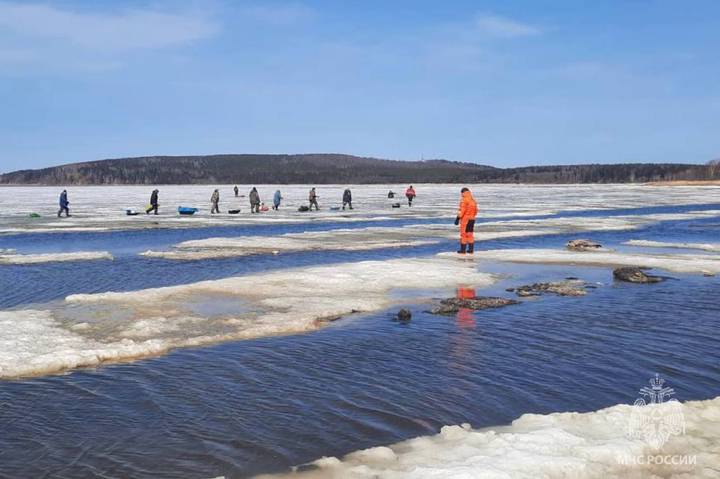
xmin=57 ymin=185 xmax=419 ymax=217
xmin=55 ymin=185 xmax=475 ymax=253
xmin=199 ymin=185 xmax=417 ymax=214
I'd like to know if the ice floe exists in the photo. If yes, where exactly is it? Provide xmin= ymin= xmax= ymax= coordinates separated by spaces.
xmin=0 ymin=257 xmax=494 ymax=378
xmin=465 ymin=248 xmax=720 ymax=274
xmin=141 ymin=229 xmax=442 ymax=260
xmin=625 ymin=240 xmax=720 ymax=253
xmin=255 ymin=396 xmax=720 ymax=479
xmin=0 ymin=251 xmax=113 ymax=264
xmin=140 ymin=225 xmax=559 ymax=260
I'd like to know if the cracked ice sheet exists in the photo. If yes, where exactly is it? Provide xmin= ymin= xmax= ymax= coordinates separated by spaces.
xmin=625 ymin=240 xmax=720 ymax=253
xmin=460 ymin=249 xmax=720 ymax=274
xmin=0 ymin=251 xmax=113 ymax=264
xmin=0 ymin=257 xmax=495 ymax=378
xmin=254 ymin=396 xmax=720 ymax=479
xmin=140 ymin=226 xmax=557 ymax=260
xmin=2 ymin=184 xmax=719 ymax=234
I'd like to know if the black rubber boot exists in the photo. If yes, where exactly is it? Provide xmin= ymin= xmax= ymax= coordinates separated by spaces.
xmin=457 ymin=243 xmax=467 ymax=254
xmin=467 ymin=243 xmax=474 ymax=254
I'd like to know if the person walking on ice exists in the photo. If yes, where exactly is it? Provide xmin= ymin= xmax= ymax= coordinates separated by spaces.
xmin=273 ymin=190 xmax=282 ymax=210
xmin=249 ymin=187 xmax=261 ymax=213
xmin=234 ymin=185 xmax=239 ymax=197
xmin=342 ymin=188 xmax=353 ymax=210
xmin=309 ymin=187 xmax=319 ymax=211
xmin=454 ymin=187 xmax=477 ymax=254
xmin=146 ymin=189 xmax=159 ymax=215
xmin=210 ymin=189 xmax=220 ymax=214
xmin=405 ymin=185 xmax=416 ymax=206
xmin=58 ymin=189 xmax=70 ymax=217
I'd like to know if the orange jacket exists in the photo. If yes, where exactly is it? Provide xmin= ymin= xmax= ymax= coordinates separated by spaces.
xmin=457 ymin=190 xmax=477 ymax=220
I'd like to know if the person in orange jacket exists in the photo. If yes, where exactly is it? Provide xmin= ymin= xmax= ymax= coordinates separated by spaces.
xmin=454 ymin=187 xmax=477 ymax=254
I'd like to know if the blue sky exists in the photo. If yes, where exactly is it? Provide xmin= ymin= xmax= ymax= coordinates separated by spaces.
xmin=1 ymin=0 xmax=719 ymax=172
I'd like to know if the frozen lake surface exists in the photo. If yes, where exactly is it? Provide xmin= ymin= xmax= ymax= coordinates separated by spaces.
xmin=0 ymin=184 xmax=719 ymax=478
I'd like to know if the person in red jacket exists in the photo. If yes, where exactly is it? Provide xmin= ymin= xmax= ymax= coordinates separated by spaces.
xmin=405 ymin=185 xmax=416 ymax=206
xmin=454 ymin=187 xmax=477 ymax=254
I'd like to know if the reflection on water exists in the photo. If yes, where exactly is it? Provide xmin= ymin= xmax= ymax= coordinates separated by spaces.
xmin=454 ymin=287 xmax=478 ymax=329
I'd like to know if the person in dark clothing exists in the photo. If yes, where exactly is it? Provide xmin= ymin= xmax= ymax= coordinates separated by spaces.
xmin=234 ymin=185 xmax=239 ymax=197
xmin=387 ymin=190 xmax=395 ymax=199
xmin=342 ymin=188 xmax=353 ymax=210
xmin=249 ymin=187 xmax=261 ymax=213
xmin=210 ymin=189 xmax=220 ymax=214
xmin=309 ymin=188 xmax=319 ymax=211
xmin=58 ymin=190 xmax=70 ymax=217
xmin=146 ymin=189 xmax=159 ymax=215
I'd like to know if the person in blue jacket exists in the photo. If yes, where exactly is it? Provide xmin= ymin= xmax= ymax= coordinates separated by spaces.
xmin=58 ymin=190 xmax=70 ymax=217
xmin=273 ymin=190 xmax=282 ymax=210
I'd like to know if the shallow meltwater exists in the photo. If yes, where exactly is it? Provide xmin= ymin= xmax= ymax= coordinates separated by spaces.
xmin=1 ymin=263 xmax=718 ymax=478
xmin=0 ymin=199 xmax=719 ymax=478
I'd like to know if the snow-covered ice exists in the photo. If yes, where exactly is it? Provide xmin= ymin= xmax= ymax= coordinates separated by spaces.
xmin=480 ymin=209 xmax=720 ymax=235
xmin=625 ymin=240 xmax=720 ymax=253
xmin=0 ymin=251 xmax=113 ymax=264
xmin=463 ymin=248 xmax=720 ymax=274
xmin=139 ymin=225 xmax=559 ymax=260
xmin=2 ymin=184 xmax=719 ymax=234
xmin=255 ymin=396 xmax=720 ymax=479
xmin=0 ymin=257 xmax=495 ymax=378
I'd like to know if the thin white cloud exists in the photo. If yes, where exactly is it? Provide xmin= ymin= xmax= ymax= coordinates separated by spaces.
xmin=241 ymin=3 xmax=315 ymax=26
xmin=0 ymin=2 xmax=218 ymax=51
xmin=474 ymin=14 xmax=541 ymax=38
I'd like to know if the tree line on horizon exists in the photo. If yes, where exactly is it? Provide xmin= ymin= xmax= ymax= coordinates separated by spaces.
xmin=0 ymin=154 xmax=718 ymax=185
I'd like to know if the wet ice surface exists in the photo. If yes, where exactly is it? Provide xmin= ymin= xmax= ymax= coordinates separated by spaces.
xmin=625 ymin=239 xmax=720 ymax=253
xmin=0 ymin=257 xmax=495 ymax=379
xmin=141 ymin=228 xmax=444 ymax=260
xmin=0 ymin=250 xmax=113 ymax=264
xmin=0 ymin=185 xmax=720 ymax=478
xmin=467 ymin=248 xmax=720 ymax=274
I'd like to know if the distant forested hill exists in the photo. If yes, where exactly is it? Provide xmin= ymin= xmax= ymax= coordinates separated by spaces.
xmin=1 ymin=154 xmax=718 ymax=185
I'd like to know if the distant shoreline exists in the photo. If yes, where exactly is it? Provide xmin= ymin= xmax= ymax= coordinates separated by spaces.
xmin=1 ymin=154 xmax=717 ymax=185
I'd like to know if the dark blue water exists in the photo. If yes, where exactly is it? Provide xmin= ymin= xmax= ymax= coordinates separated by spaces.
xmin=0 ymin=205 xmax=719 ymax=479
